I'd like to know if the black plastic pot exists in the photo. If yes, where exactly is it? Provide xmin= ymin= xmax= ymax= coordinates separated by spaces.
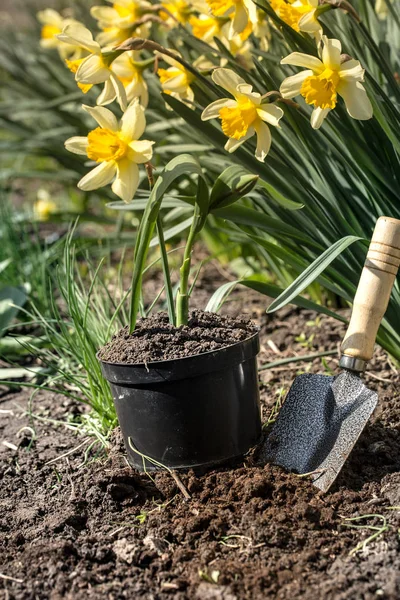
xmin=98 ymin=332 xmax=261 ymax=470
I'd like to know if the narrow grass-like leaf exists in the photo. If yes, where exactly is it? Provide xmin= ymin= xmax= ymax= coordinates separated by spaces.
xmin=267 ymin=237 xmax=363 ymax=313
xmin=0 ymin=286 xmax=28 ymax=336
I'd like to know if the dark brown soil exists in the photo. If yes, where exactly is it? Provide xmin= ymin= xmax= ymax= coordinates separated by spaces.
xmin=1 ymin=282 xmax=400 ymax=600
xmin=98 ymin=310 xmax=257 ymax=364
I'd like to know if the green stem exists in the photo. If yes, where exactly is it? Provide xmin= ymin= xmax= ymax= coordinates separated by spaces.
xmin=176 ymin=215 xmax=199 ymax=327
xmin=156 ymin=215 xmax=176 ymax=326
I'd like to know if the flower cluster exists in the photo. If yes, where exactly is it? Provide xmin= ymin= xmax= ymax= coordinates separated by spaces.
xmin=38 ymin=0 xmax=373 ymax=202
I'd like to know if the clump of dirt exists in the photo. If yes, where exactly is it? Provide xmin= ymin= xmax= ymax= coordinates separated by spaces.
xmin=98 ymin=309 xmax=257 ymax=364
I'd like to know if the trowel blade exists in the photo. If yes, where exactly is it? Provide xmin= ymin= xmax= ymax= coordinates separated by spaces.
xmin=259 ymin=371 xmax=378 ymax=492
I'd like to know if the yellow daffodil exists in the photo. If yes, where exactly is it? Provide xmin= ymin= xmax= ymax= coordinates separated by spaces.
xmin=375 ymin=0 xmax=390 ymax=19
xmin=57 ymin=24 xmax=127 ymax=110
xmin=201 ymin=68 xmax=284 ymax=161
xmin=37 ymin=9 xmax=81 ymax=58
xmin=228 ymin=33 xmax=253 ymax=69
xmin=189 ymin=14 xmax=252 ymax=68
xmin=270 ymin=0 xmax=321 ymax=36
xmin=34 ymin=190 xmax=57 ymax=221
xmin=157 ymin=54 xmax=196 ymax=106
xmin=91 ymin=0 xmax=152 ymax=46
xmin=253 ymin=11 xmax=271 ymax=51
xmin=206 ymin=0 xmax=257 ymax=39
xmin=189 ymin=13 xmax=225 ymax=43
xmin=160 ymin=0 xmax=193 ymax=25
xmin=280 ymin=36 xmax=373 ymax=129
xmin=111 ymin=52 xmax=149 ymax=106
xmin=65 ymin=100 xmax=154 ymax=203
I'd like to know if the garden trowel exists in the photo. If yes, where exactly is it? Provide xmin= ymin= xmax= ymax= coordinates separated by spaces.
xmin=260 ymin=216 xmax=400 ymax=492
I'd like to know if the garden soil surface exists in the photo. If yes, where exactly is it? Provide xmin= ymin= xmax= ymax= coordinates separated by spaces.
xmin=1 ymin=268 xmax=400 ymax=600
xmin=98 ymin=310 xmax=257 ymax=364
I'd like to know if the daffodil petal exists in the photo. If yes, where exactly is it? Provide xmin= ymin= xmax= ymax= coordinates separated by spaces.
xmin=224 ymin=127 xmax=254 ymax=153
xmin=76 ymin=54 xmax=110 ymax=84
xmin=82 ymin=105 xmax=119 ymax=131
xmin=96 ymin=79 xmax=116 ymax=106
xmin=110 ymin=73 xmax=128 ymax=111
xmin=58 ymin=24 xmax=100 ymax=54
xmin=281 ymin=52 xmax=323 ymax=72
xmin=229 ymin=3 xmax=248 ymax=38
xmin=321 ymin=36 xmax=341 ymax=69
xmin=78 ymin=161 xmax=117 ymax=191
xmin=160 ymin=72 xmax=188 ymax=92
xmin=159 ymin=53 xmax=182 ymax=70
xmin=138 ymin=83 xmax=149 ymax=107
xmin=113 ymin=0 xmax=136 ymax=6
xmin=125 ymin=79 xmax=149 ymax=106
xmin=298 ymin=10 xmax=320 ymax=33
xmin=129 ymin=140 xmax=155 ymax=164
xmin=338 ymin=59 xmax=365 ymax=81
xmin=280 ymin=70 xmax=313 ymax=98
xmin=112 ymin=159 xmax=139 ymax=203
xmin=212 ymin=68 xmax=246 ymax=96
xmin=120 ymin=98 xmax=146 ymax=141
xmin=236 ymin=84 xmax=261 ymax=103
xmin=337 ymin=80 xmax=373 ymax=120
xmin=185 ymin=87 xmax=195 ymax=104
xmin=310 ymin=107 xmax=331 ymax=129
xmin=257 ymin=104 xmax=284 ymax=127
xmin=96 ymin=30 xmax=119 ymax=47
xmin=64 ymin=136 xmax=89 ymax=155
xmin=254 ymin=120 xmax=271 ymax=162
xmin=37 ymin=9 xmax=62 ymax=25
xmin=243 ymin=0 xmax=258 ymax=22
xmin=201 ymin=98 xmax=236 ymax=120
xmin=90 ymin=6 xmax=117 ymax=21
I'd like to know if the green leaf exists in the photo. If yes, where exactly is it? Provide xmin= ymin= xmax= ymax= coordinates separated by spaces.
xmin=107 ymin=198 xmax=193 ymax=210
xmin=149 ymin=217 xmax=192 ymax=247
xmin=0 ymin=258 xmax=11 ymax=274
xmin=0 ymin=286 xmax=28 ymax=337
xmin=258 ymin=178 xmax=304 ymax=211
xmin=210 ymin=166 xmax=259 ymax=209
xmin=205 ymin=280 xmax=239 ymax=313
xmin=130 ymin=154 xmax=208 ymax=331
xmin=0 ymin=366 xmax=47 ymax=380
xmin=206 ymin=279 xmax=347 ymax=322
xmin=213 ymin=204 xmax=321 ymax=247
xmin=267 ymin=236 xmax=363 ymax=313
xmin=0 ymin=335 xmax=48 ymax=357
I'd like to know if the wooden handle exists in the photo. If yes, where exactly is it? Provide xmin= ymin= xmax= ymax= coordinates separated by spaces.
xmin=341 ymin=216 xmax=400 ymax=362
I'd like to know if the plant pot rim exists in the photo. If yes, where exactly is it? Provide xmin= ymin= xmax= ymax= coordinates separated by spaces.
xmin=97 ymin=328 xmax=259 ymax=368
xmin=98 ymin=329 xmax=260 ymax=385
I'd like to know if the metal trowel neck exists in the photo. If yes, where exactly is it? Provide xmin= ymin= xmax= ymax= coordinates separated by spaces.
xmin=339 ymin=355 xmax=366 ymax=375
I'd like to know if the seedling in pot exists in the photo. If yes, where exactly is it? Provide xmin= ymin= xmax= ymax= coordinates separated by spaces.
xmin=95 ymin=158 xmax=263 ymax=471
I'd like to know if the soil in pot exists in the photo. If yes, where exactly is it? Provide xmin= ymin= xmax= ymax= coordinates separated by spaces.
xmin=98 ymin=310 xmax=262 ymax=471
xmin=97 ymin=309 xmax=258 ymax=364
